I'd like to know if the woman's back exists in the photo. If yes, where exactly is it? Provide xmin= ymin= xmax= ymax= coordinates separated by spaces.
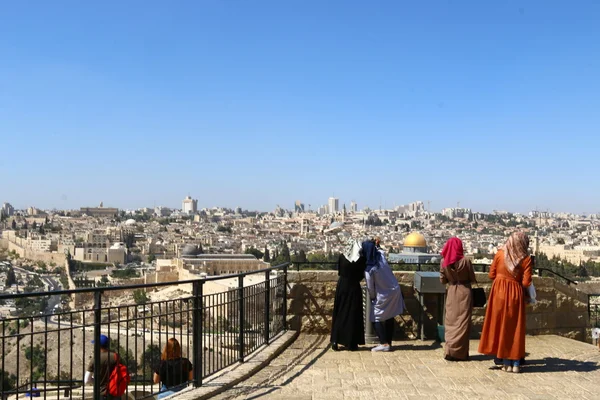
xmin=157 ymin=358 xmax=192 ymax=387
xmin=478 ymin=248 xmax=532 ymax=361
xmin=490 ymin=250 xmax=532 ymax=286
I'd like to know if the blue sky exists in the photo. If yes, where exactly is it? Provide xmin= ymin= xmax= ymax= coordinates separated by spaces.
xmin=1 ymin=1 xmax=599 ymax=214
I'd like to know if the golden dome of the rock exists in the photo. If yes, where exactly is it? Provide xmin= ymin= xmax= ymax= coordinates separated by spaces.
xmin=403 ymin=232 xmax=427 ymax=248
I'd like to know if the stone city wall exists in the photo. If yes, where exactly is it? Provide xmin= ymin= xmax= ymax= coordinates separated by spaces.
xmin=286 ymin=271 xmax=590 ymax=343
xmin=1 ymin=237 xmax=66 ymax=265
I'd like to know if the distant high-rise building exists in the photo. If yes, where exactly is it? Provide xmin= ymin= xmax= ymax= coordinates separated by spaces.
xmin=1 ymin=202 xmax=14 ymax=217
xmin=318 ymin=205 xmax=328 ymax=216
xmin=235 ymin=206 xmax=242 ymax=215
xmin=294 ymin=200 xmax=305 ymax=213
xmin=182 ymin=196 xmax=198 ymax=214
xmin=350 ymin=201 xmax=357 ymax=213
xmin=328 ymin=197 xmax=339 ymax=214
xmin=27 ymin=207 xmax=42 ymax=216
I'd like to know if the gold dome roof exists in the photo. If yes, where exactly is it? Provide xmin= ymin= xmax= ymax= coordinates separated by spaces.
xmin=404 ymin=232 xmax=427 ymax=248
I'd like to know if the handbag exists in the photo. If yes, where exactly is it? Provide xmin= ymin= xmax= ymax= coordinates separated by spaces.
xmin=524 ymin=282 xmax=537 ymax=304
xmin=472 ymin=287 xmax=487 ymax=308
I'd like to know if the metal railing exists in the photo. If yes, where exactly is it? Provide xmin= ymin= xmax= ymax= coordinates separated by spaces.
xmin=588 ymin=294 xmax=600 ymax=328
xmin=0 ymin=263 xmax=289 ymax=400
xmin=291 ymin=261 xmax=493 ymax=273
xmin=535 ymin=267 xmax=578 ymax=286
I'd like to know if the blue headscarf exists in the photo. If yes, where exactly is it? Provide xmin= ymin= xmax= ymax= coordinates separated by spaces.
xmin=362 ymin=240 xmax=381 ymax=273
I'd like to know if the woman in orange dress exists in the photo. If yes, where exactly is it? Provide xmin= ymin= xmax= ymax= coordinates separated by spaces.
xmin=478 ymin=232 xmax=532 ymax=373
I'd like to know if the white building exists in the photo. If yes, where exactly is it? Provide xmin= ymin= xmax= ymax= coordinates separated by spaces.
xmin=328 ymin=197 xmax=339 ymax=214
xmin=154 ymin=206 xmax=171 ymax=217
xmin=182 ymin=196 xmax=198 ymax=214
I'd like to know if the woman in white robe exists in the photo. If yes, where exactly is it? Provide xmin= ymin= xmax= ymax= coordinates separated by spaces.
xmin=363 ymin=240 xmax=405 ymax=352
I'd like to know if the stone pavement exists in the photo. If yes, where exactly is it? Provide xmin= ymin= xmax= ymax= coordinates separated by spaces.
xmin=213 ymin=335 xmax=600 ymax=400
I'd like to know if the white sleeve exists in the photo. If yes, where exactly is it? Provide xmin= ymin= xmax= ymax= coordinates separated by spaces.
xmin=84 ymin=371 xmax=93 ymax=385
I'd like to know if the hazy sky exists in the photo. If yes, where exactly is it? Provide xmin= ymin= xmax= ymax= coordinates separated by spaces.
xmin=1 ymin=1 xmax=599 ymax=214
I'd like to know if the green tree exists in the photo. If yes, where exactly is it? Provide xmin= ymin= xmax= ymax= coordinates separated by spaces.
xmin=0 ymin=369 xmax=16 ymax=392
xmin=6 ymin=268 xmax=16 ymax=286
xmin=263 ymin=248 xmax=270 ymax=262
xmin=32 ymin=221 xmax=37 ymax=230
xmin=133 ymin=289 xmax=149 ymax=305
xmin=25 ymin=344 xmax=47 ymax=381
xmin=147 ymin=254 xmax=156 ymax=263
xmin=140 ymin=344 xmax=162 ymax=380
xmin=296 ymin=249 xmax=307 ymax=263
xmin=245 ymin=247 xmax=264 ymax=260
xmin=123 ymin=233 xmax=135 ymax=249
xmin=11 ymin=220 xmax=16 ymax=230
xmin=109 ymin=343 xmax=138 ymax=372
xmin=577 ymin=265 xmax=589 ymax=278
xmin=281 ymin=242 xmax=290 ymax=262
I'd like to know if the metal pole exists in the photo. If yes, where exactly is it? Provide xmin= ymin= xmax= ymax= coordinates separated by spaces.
xmin=282 ymin=264 xmax=288 ymax=331
xmin=419 ymin=292 xmax=425 ymax=341
xmin=192 ymin=280 xmax=203 ymax=387
xmin=264 ymin=270 xmax=270 ymax=345
xmin=93 ymin=291 xmax=102 ymax=400
xmin=363 ymin=287 xmax=378 ymax=344
xmin=238 ymin=275 xmax=245 ymax=362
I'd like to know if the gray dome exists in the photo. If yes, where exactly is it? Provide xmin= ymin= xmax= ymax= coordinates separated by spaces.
xmin=181 ymin=244 xmax=201 ymax=257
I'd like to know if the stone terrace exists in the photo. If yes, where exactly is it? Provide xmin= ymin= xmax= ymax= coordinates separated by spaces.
xmin=214 ymin=334 xmax=600 ymax=400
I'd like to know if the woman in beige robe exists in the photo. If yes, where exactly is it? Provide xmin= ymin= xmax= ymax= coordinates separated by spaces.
xmin=440 ymin=237 xmax=477 ymax=361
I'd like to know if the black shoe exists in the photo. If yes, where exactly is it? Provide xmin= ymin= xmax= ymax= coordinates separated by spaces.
xmin=349 ymin=345 xmax=359 ymax=351
xmin=331 ymin=343 xmax=339 ymax=351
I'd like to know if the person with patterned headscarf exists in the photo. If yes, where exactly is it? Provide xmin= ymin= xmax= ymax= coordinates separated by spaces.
xmin=440 ymin=237 xmax=477 ymax=361
xmin=330 ymin=239 xmax=366 ymax=351
xmin=478 ymin=232 xmax=533 ymax=373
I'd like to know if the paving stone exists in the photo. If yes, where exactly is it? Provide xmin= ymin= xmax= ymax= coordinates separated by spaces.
xmin=213 ymin=334 xmax=600 ymax=400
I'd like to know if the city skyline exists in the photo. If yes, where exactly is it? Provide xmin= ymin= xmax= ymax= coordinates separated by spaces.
xmin=1 ymin=196 xmax=597 ymax=217
xmin=2 ymin=2 xmax=599 ymax=214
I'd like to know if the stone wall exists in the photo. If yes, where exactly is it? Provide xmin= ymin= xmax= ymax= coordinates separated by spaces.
xmin=287 ymin=271 xmax=590 ymax=342
xmin=2 ymin=238 xmax=66 ymax=265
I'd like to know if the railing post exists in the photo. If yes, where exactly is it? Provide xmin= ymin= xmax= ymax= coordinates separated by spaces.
xmin=93 ymin=291 xmax=102 ymax=400
xmin=192 ymin=280 xmax=204 ymax=387
xmin=283 ymin=264 xmax=288 ymax=331
xmin=238 ymin=275 xmax=245 ymax=362
xmin=264 ymin=270 xmax=270 ymax=345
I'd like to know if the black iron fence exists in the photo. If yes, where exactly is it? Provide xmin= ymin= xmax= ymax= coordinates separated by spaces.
xmin=588 ymin=295 xmax=600 ymax=328
xmin=0 ymin=263 xmax=288 ymax=400
xmin=291 ymin=261 xmax=493 ymax=273
xmin=292 ymin=259 xmax=579 ymax=286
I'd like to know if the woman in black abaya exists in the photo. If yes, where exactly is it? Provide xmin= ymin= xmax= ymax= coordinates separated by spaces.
xmin=330 ymin=239 xmax=366 ymax=351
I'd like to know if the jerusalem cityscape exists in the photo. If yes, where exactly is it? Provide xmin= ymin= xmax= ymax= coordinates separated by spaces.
xmin=2 ymin=1 xmax=600 ymax=399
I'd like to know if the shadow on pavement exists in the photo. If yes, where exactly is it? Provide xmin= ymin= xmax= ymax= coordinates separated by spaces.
xmin=522 ymin=357 xmax=600 ymax=373
xmin=216 ymin=335 xmax=330 ymax=400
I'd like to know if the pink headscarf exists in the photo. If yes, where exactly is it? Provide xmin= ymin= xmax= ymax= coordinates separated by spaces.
xmin=441 ymin=237 xmax=464 ymax=268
